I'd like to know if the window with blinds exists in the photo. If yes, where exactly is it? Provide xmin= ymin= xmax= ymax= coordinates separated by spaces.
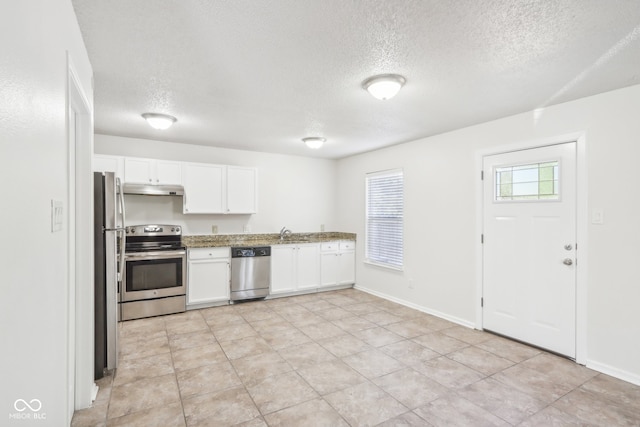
xmin=365 ymin=169 xmax=404 ymax=269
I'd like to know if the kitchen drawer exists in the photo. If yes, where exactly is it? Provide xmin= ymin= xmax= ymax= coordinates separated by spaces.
xmin=339 ymin=241 xmax=355 ymax=251
xmin=320 ymin=242 xmax=339 ymax=252
xmin=188 ymin=247 xmax=229 ymax=260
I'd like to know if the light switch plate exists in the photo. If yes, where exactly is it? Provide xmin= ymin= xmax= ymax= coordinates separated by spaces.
xmin=592 ymin=209 xmax=604 ymax=225
xmin=211 ymin=225 xmax=218 ymax=234
xmin=51 ymin=200 xmax=63 ymax=232
xmin=243 ymin=224 xmax=251 ymax=233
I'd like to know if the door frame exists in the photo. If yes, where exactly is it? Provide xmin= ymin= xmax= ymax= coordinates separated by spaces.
xmin=475 ymin=132 xmax=588 ymax=364
xmin=67 ymin=52 xmax=95 ymax=418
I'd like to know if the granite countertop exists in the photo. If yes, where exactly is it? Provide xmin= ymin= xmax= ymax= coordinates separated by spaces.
xmin=182 ymin=232 xmax=356 ymax=248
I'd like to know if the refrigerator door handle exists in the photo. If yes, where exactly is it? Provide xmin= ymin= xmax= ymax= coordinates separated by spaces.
xmin=117 ymin=177 xmax=126 ymax=283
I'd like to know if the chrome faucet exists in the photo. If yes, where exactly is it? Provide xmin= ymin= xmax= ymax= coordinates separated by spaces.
xmin=280 ymin=226 xmax=292 ymax=240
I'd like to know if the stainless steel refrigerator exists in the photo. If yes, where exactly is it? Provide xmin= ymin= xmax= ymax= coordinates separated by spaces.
xmin=93 ymin=171 xmax=125 ymax=379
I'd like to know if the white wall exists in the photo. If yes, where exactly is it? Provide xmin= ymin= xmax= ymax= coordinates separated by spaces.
xmin=337 ymin=84 xmax=640 ymax=384
xmin=1 ymin=1 xmax=93 ymax=425
xmin=95 ymin=134 xmax=338 ymax=235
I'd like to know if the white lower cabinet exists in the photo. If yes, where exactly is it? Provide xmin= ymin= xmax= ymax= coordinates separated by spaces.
xmin=320 ymin=241 xmax=356 ymax=288
xmin=270 ymin=243 xmax=320 ymax=295
xmin=297 ymin=244 xmax=321 ymax=291
xmin=187 ymin=247 xmax=230 ymax=307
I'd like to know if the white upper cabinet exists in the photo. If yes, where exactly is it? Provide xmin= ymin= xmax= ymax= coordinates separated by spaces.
xmin=124 ymin=157 xmax=152 ymax=184
xmin=183 ymin=163 xmax=225 ymax=214
xmin=183 ymin=163 xmax=258 ymax=215
xmin=227 ymin=166 xmax=258 ymax=214
xmin=156 ymin=160 xmax=183 ymax=185
xmin=124 ymin=157 xmax=182 ymax=185
xmin=94 ymin=154 xmax=124 ymax=180
xmin=96 ymin=154 xmax=257 ymax=215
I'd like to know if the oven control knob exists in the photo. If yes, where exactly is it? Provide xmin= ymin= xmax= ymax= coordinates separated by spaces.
xmin=171 ymin=228 xmax=175 ymax=232
xmin=131 ymin=229 xmax=135 ymax=233
xmin=175 ymin=227 xmax=180 ymax=233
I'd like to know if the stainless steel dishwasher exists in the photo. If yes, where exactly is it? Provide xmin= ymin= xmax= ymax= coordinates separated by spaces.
xmin=230 ymin=246 xmax=271 ymax=301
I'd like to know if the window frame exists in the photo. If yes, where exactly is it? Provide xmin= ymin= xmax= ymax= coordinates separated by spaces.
xmin=364 ymin=168 xmax=404 ymax=271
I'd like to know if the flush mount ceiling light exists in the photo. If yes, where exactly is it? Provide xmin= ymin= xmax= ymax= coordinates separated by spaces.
xmin=362 ymin=74 xmax=406 ymax=100
xmin=141 ymin=113 xmax=177 ymax=130
xmin=302 ymin=137 xmax=325 ymax=149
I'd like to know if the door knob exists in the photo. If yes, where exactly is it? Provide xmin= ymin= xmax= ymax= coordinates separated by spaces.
xmin=564 ymin=244 xmax=573 ymax=251
xmin=563 ymin=258 xmax=573 ymax=266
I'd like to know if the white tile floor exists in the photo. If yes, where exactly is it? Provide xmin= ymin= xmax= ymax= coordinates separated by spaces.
xmin=72 ymin=289 xmax=640 ymax=426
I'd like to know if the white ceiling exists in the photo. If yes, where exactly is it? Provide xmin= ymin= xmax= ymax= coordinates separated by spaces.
xmin=72 ymin=0 xmax=640 ymax=159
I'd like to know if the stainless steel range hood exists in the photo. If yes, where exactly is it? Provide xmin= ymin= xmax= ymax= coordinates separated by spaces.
xmin=122 ymin=183 xmax=184 ymax=196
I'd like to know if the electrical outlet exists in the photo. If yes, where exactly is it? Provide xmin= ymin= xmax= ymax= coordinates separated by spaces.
xmin=243 ymin=224 xmax=251 ymax=233
xmin=408 ymin=278 xmax=414 ymax=289
xmin=320 ymin=224 xmax=325 ymax=232
xmin=211 ymin=225 xmax=218 ymax=234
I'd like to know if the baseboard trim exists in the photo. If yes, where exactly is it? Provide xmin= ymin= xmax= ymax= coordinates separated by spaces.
xmin=354 ymin=285 xmax=475 ymax=329
xmin=586 ymin=359 xmax=640 ymax=386
xmin=91 ymin=382 xmax=99 ymax=402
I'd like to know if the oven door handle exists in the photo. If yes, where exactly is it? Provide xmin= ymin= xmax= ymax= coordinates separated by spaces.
xmin=125 ymin=250 xmax=186 ymax=260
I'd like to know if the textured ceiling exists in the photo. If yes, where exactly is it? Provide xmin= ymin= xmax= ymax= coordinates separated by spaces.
xmin=72 ymin=0 xmax=640 ymax=159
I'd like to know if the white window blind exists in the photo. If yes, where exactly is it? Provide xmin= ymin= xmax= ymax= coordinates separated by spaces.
xmin=365 ymin=169 xmax=404 ymax=269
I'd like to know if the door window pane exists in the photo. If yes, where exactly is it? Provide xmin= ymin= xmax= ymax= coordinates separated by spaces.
xmin=495 ymin=161 xmax=558 ymax=201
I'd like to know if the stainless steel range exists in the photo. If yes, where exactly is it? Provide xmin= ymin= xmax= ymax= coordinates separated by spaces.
xmin=121 ymin=224 xmax=186 ymax=321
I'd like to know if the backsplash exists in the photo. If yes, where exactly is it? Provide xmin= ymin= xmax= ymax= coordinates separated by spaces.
xmin=123 ymin=194 xmax=331 ymax=235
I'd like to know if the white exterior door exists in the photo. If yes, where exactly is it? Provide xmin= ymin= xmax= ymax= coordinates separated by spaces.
xmin=483 ymin=142 xmax=577 ymax=357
